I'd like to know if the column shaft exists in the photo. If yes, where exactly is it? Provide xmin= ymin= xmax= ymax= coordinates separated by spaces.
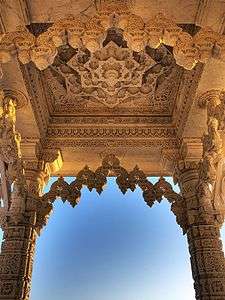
xmin=175 ymin=162 xmax=225 ymax=300
xmin=0 ymin=224 xmax=37 ymax=300
xmin=187 ymin=224 xmax=225 ymax=300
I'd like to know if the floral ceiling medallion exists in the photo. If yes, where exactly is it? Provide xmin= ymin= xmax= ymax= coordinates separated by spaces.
xmin=44 ymin=38 xmax=179 ymax=112
xmin=67 ymin=41 xmax=155 ymax=108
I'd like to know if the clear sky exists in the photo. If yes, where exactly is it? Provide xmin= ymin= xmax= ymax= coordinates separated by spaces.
xmin=1 ymin=177 xmax=225 ymax=300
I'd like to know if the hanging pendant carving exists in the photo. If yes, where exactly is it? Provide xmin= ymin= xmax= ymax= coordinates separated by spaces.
xmin=1 ymin=5 xmax=225 ymax=75
xmin=42 ymin=154 xmax=183 ymax=231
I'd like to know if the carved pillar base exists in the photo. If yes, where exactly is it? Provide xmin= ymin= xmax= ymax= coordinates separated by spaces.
xmin=0 ymin=221 xmax=37 ymax=300
xmin=187 ymin=224 xmax=225 ymax=300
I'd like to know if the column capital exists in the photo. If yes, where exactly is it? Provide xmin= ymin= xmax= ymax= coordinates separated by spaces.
xmin=173 ymin=159 xmax=199 ymax=186
xmin=172 ymin=89 xmax=225 ymax=231
xmin=198 ymin=89 xmax=225 ymax=112
xmin=180 ymin=138 xmax=203 ymax=162
xmin=24 ymin=148 xmax=63 ymax=234
xmin=24 ymin=148 xmax=63 ymax=195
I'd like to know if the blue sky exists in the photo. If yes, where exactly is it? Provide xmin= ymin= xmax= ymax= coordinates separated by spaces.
xmin=1 ymin=177 xmax=225 ymax=300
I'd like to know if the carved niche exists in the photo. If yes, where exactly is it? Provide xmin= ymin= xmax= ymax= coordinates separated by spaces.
xmin=42 ymin=30 xmax=183 ymax=114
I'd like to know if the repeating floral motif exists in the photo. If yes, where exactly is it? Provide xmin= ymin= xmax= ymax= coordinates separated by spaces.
xmin=0 ymin=225 xmax=37 ymax=300
xmin=188 ymin=225 xmax=225 ymax=300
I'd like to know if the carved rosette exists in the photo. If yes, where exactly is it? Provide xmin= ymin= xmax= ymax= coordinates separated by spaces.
xmin=63 ymin=40 xmax=170 ymax=108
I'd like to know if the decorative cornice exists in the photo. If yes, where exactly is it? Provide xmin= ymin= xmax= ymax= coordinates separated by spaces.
xmin=50 ymin=116 xmax=172 ymax=125
xmin=43 ymin=138 xmax=179 ymax=150
xmin=46 ymin=126 xmax=176 ymax=139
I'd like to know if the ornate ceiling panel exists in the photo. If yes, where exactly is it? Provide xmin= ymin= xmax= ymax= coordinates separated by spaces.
xmin=42 ymin=37 xmax=183 ymax=114
xmin=1 ymin=0 xmax=225 ymax=176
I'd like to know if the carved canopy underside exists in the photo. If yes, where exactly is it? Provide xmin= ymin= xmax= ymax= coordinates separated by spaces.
xmin=1 ymin=0 xmax=225 ymax=176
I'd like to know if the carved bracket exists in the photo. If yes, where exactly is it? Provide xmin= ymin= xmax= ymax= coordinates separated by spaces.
xmin=196 ymin=90 xmax=225 ymax=227
xmin=1 ymin=4 xmax=225 ymax=76
xmin=198 ymin=90 xmax=225 ymax=191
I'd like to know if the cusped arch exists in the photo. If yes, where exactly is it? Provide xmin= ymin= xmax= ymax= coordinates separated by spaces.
xmin=41 ymin=155 xmax=186 ymax=232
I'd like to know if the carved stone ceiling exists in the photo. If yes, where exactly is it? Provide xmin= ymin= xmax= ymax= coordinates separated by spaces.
xmin=1 ymin=0 xmax=225 ymax=176
xmin=43 ymin=37 xmax=182 ymax=114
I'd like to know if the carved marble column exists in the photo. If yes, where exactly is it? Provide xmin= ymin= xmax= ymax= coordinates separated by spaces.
xmin=0 ymin=89 xmax=62 ymax=300
xmin=0 ymin=163 xmax=54 ymax=300
xmin=0 ymin=215 xmax=37 ymax=300
xmin=187 ymin=224 xmax=225 ymax=300
xmin=0 ymin=154 xmax=62 ymax=300
xmin=175 ymin=161 xmax=225 ymax=300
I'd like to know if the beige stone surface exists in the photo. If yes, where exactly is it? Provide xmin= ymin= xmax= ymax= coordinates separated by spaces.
xmin=1 ymin=2 xmax=225 ymax=300
xmin=0 ymin=0 xmax=224 ymax=177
